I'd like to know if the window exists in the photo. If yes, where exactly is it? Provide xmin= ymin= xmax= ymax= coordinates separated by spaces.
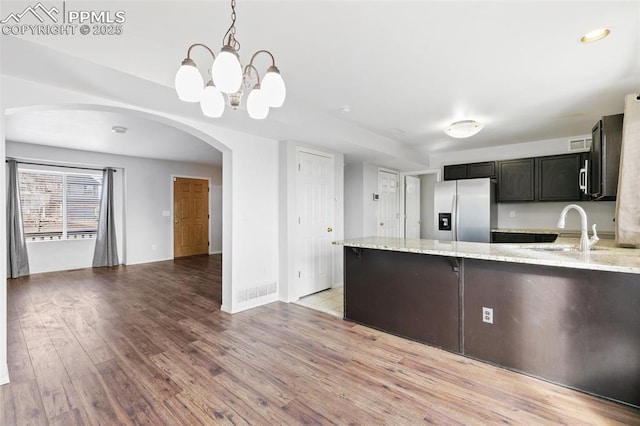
xmin=18 ymin=168 xmax=103 ymax=240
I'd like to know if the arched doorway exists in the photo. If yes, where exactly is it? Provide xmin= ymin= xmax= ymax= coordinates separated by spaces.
xmin=4 ymin=103 xmax=232 ymax=309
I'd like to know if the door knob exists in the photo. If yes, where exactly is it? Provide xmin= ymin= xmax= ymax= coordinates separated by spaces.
xmin=175 ymin=220 xmax=178 ymax=224
xmin=327 ymin=227 xmax=333 ymax=233
xmin=380 ymin=222 xmax=384 ymax=226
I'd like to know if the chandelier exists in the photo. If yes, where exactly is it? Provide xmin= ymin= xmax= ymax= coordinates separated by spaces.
xmin=174 ymin=0 xmax=286 ymax=119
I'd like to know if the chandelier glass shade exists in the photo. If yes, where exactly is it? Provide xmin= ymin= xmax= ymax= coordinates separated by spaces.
xmin=174 ymin=0 xmax=286 ymax=119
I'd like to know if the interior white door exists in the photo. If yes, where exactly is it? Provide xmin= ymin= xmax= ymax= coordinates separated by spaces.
xmin=405 ymin=175 xmax=421 ymax=239
xmin=377 ymin=170 xmax=400 ymax=238
xmin=297 ymin=150 xmax=334 ymax=298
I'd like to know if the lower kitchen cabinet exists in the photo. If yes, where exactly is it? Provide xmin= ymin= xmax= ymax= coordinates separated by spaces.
xmin=464 ymin=259 xmax=640 ymax=407
xmin=344 ymin=247 xmax=460 ymax=352
xmin=343 ymin=246 xmax=640 ymax=407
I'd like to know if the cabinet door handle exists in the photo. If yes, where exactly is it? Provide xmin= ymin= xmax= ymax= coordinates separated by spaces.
xmin=579 ymin=160 xmax=589 ymax=194
xmin=327 ymin=227 xmax=333 ymax=233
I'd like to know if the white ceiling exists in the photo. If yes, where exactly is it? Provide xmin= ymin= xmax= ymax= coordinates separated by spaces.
xmin=1 ymin=1 xmax=639 ymax=169
xmin=5 ymin=109 xmax=223 ymax=165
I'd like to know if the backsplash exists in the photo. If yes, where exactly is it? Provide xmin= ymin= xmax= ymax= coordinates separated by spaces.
xmin=497 ymin=201 xmax=616 ymax=232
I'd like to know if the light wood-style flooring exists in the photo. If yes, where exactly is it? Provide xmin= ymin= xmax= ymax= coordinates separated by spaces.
xmin=3 ymin=255 xmax=639 ymax=425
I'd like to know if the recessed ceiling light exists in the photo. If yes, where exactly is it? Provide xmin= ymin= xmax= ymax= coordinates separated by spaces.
xmin=339 ymin=105 xmax=352 ymax=113
xmin=444 ymin=120 xmax=484 ymax=138
xmin=580 ymin=28 xmax=611 ymax=43
xmin=111 ymin=126 xmax=128 ymax=134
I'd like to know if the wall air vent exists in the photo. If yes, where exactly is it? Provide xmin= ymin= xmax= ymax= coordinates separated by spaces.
xmin=569 ymin=138 xmax=592 ymax=151
xmin=237 ymin=282 xmax=277 ymax=303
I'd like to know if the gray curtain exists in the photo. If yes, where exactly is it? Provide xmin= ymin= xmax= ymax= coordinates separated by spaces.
xmin=6 ymin=160 xmax=30 ymax=278
xmin=92 ymin=168 xmax=119 ymax=267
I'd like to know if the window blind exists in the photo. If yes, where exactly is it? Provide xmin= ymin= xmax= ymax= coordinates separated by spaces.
xmin=18 ymin=168 xmax=103 ymax=240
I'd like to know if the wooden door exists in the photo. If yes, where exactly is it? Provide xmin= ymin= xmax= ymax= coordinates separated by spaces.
xmin=174 ymin=177 xmax=209 ymax=258
xmin=297 ymin=150 xmax=334 ymax=298
xmin=377 ymin=170 xmax=400 ymax=238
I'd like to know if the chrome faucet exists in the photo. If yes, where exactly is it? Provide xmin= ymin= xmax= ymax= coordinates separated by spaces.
xmin=557 ymin=204 xmax=599 ymax=252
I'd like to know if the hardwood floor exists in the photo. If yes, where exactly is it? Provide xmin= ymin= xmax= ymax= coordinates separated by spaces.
xmin=3 ymin=255 xmax=639 ymax=425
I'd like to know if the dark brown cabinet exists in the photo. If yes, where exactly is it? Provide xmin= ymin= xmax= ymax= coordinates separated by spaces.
xmin=443 ymin=161 xmax=495 ymax=181
xmin=344 ymin=247 xmax=460 ymax=353
xmin=443 ymin=164 xmax=468 ymax=181
xmin=497 ymin=158 xmax=535 ymax=201
xmin=448 ymin=153 xmax=592 ymax=202
xmin=491 ymin=231 xmax=558 ymax=243
xmin=536 ymin=153 xmax=584 ymax=201
xmin=590 ymin=114 xmax=623 ymax=200
xmin=464 ymin=259 xmax=640 ymax=407
xmin=343 ymin=246 xmax=640 ymax=407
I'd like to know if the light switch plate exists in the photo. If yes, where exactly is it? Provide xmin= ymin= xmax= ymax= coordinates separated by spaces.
xmin=162 ymin=210 xmax=170 ymax=216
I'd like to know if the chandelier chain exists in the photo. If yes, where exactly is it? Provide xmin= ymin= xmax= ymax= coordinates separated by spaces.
xmin=223 ymin=0 xmax=241 ymax=51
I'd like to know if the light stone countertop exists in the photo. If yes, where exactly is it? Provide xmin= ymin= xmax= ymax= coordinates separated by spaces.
xmin=334 ymin=237 xmax=640 ymax=275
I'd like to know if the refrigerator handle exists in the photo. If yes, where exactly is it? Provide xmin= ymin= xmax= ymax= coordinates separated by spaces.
xmin=452 ymin=195 xmax=458 ymax=241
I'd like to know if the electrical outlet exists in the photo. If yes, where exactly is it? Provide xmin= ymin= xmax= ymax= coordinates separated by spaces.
xmin=151 ymin=244 xmax=157 ymax=251
xmin=482 ymin=307 xmax=494 ymax=324
xmin=509 ymin=210 xmax=516 ymax=218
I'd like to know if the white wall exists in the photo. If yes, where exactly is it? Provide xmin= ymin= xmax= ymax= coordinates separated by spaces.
xmin=344 ymin=161 xmax=382 ymax=239
xmin=344 ymin=162 xmax=363 ymax=239
xmin=7 ymin=141 xmax=223 ymax=271
xmin=279 ymin=141 xmax=345 ymax=301
xmin=420 ymin=173 xmax=437 ymax=239
xmin=429 ymin=135 xmax=616 ymax=233
xmin=497 ymin=201 xmax=616 ymax=232
xmin=363 ymin=163 xmax=379 ymax=237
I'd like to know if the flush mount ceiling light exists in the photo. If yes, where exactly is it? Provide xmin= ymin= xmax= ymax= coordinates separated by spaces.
xmin=580 ymin=28 xmax=611 ymax=43
xmin=444 ymin=120 xmax=484 ymax=138
xmin=174 ymin=0 xmax=286 ymax=120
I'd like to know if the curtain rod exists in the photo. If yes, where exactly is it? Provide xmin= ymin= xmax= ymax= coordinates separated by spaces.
xmin=6 ymin=159 xmax=117 ymax=173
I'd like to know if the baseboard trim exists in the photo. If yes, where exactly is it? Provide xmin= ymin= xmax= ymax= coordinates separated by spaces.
xmin=125 ymin=258 xmax=172 ymax=266
xmin=224 ymin=293 xmax=279 ymax=314
xmin=209 ymin=251 xmax=222 ymax=255
xmin=0 ymin=364 xmax=10 ymax=385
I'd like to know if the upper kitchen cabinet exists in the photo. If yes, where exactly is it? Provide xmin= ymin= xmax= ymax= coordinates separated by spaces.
xmin=497 ymin=158 xmax=535 ymax=202
xmin=443 ymin=164 xmax=468 ymax=181
xmin=537 ymin=153 xmax=587 ymax=202
xmin=443 ymin=161 xmax=496 ymax=181
xmin=590 ymin=114 xmax=624 ymax=200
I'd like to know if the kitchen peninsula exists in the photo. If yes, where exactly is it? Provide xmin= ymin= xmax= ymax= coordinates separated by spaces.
xmin=335 ymin=236 xmax=640 ymax=408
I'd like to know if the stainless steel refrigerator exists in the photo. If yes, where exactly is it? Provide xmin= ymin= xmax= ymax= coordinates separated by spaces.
xmin=434 ymin=178 xmax=497 ymax=243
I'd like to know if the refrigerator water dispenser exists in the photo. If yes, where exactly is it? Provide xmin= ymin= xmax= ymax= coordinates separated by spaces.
xmin=438 ymin=213 xmax=452 ymax=231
